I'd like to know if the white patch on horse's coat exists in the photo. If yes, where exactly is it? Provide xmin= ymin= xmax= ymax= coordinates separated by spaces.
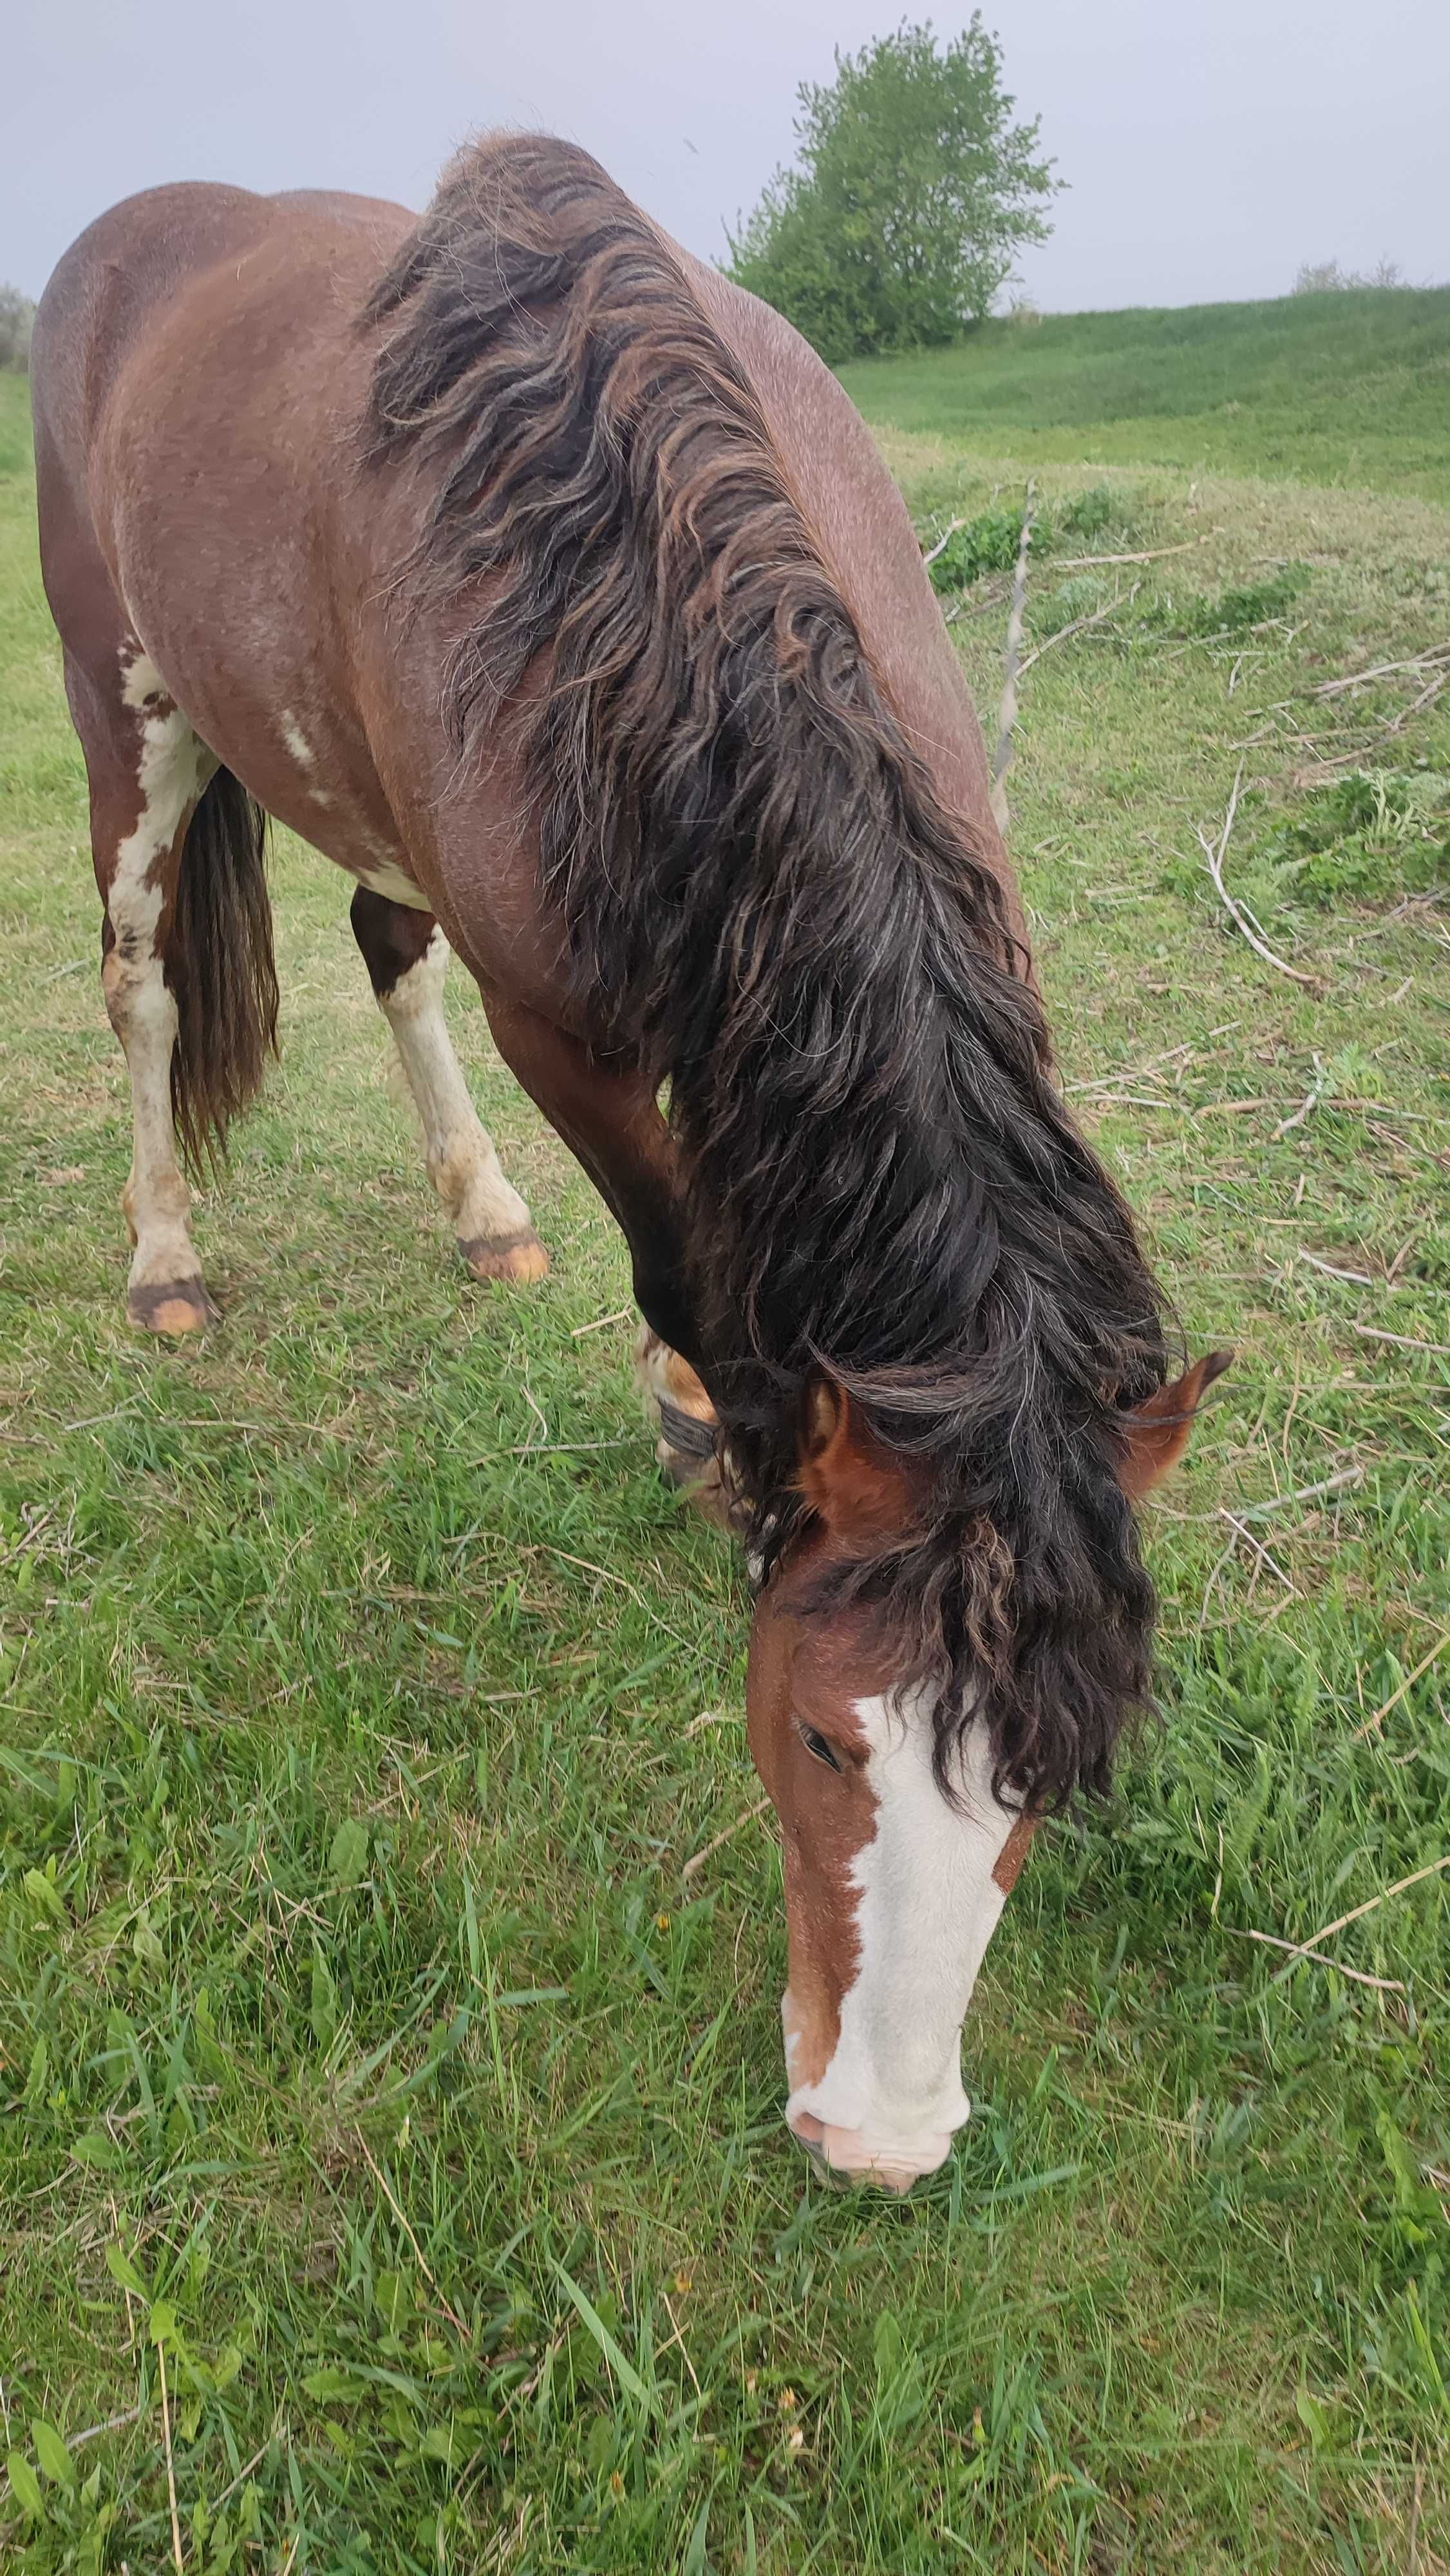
xmin=104 ymin=657 xmax=220 ymax=1297
xmin=377 ymin=927 xmax=535 ymax=1247
xmin=119 ymin=647 xmax=171 ymax=714
xmin=356 ymin=858 xmax=432 ymax=911
xmin=279 ymin=711 xmax=334 ymax=808
xmin=786 ymin=1691 xmax=1019 ymax=2186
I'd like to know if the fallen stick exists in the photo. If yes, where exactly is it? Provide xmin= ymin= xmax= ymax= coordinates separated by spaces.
xmin=1298 ymin=1247 xmax=1375 ymax=1285
xmin=1351 ymin=1624 xmax=1450 ymax=1741
xmin=1198 ymin=762 xmax=1321 ymax=987
xmin=1017 ymin=581 xmax=1141 ymax=677
xmin=1276 ymin=1057 xmax=1327 ymax=1138
xmin=158 ymin=2339 xmax=184 ymax=2576
xmin=1274 ymin=1852 xmax=1450 ymax=1967
xmin=989 ymin=481 xmax=1035 ymax=835
xmin=921 ymin=515 xmax=968 ymax=569
xmin=1053 ymin=533 xmax=1219 ymax=569
xmin=1231 ymin=1927 xmax=1404 ymax=1994
xmin=1234 ymin=1466 xmax=1363 ymax=1519
xmin=681 ymin=1795 xmax=772 ymax=1884
xmin=1353 ymin=1322 xmax=1450 ymax=1356
xmin=1315 ymin=640 xmax=1450 ymax=697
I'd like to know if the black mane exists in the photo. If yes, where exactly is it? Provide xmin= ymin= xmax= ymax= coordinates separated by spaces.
xmin=364 ymin=132 xmax=1172 ymax=1806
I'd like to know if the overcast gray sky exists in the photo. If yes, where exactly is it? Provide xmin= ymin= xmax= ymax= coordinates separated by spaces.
xmin=6 ymin=0 xmax=1445 ymax=310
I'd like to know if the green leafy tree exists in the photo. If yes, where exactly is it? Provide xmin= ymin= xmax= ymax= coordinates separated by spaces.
xmin=724 ymin=19 xmax=1059 ymax=361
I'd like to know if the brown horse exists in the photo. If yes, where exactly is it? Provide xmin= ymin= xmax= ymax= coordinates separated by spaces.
xmin=32 ymin=134 xmax=1226 ymax=2192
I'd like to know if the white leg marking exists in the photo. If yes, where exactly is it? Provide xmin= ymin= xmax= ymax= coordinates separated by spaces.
xmin=106 ymin=650 xmax=218 ymax=1311
xmin=357 ymin=858 xmax=433 ymax=912
xmin=786 ymin=1694 xmax=1019 ymax=2183
xmin=381 ymin=929 xmax=535 ymax=1250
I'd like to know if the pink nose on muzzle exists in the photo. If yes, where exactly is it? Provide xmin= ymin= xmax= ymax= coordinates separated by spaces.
xmin=789 ymin=2108 xmax=956 ymax=2195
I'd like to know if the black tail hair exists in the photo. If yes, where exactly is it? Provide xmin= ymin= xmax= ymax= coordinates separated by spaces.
xmin=169 ymin=768 xmax=278 ymax=1172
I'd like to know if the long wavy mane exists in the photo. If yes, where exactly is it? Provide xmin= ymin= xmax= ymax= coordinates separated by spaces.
xmin=362 ymin=132 xmax=1172 ymax=1806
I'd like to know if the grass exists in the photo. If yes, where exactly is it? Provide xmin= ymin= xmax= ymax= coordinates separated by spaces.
xmin=838 ymin=287 xmax=1450 ymax=503
xmin=2 ymin=327 xmax=1450 ymax=2574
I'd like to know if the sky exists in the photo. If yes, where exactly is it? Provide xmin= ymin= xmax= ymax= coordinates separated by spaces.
xmin=5 ymin=0 xmax=1446 ymax=312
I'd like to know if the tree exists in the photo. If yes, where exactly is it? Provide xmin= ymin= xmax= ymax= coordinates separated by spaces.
xmin=0 ymin=285 xmax=36 ymax=372
xmin=724 ymin=19 xmax=1059 ymax=363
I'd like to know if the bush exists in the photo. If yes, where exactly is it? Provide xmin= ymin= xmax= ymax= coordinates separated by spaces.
xmin=0 ymin=285 xmax=35 ymax=372
xmin=925 ymin=504 xmax=1026 ymax=591
xmin=1057 ymin=482 xmax=1120 ymax=542
xmin=1248 ymin=770 xmax=1450 ymax=910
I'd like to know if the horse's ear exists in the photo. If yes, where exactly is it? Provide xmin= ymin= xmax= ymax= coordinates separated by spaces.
xmin=798 ymin=1378 xmax=914 ymax=1544
xmin=1115 ymin=1350 xmax=1233 ymax=1501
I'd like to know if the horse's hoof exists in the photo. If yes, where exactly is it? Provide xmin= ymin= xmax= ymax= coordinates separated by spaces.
xmin=128 ymin=1277 xmax=218 ymax=1335
xmin=460 ymin=1229 xmax=551 ymax=1284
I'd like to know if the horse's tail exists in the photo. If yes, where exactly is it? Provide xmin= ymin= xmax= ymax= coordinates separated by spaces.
xmin=169 ymin=768 xmax=279 ymax=1173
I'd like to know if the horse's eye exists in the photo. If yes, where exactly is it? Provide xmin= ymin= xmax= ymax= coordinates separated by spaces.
xmin=798 ymin=1722 xmax=843 ymax=1773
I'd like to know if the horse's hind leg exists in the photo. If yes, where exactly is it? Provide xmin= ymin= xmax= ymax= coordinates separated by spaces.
xmin=66 ymin=645 xmax=225 ymax=1332
xmin=349 ymin=887 xmax=548 ymax=1283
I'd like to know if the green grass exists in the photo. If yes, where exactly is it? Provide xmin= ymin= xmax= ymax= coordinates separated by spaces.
xmin=3 ymin=344 xmax=1450 ymax=2574
xmin=839 ymin=287 xmax=1450 ymax=502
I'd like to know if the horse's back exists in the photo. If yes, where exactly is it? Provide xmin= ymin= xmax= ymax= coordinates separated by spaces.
xmin=33 ymin=183 xmax=410 ymax=467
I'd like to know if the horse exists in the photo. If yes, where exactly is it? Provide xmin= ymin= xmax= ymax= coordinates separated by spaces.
xmin=31 ymin=133 xmax=1227 ymax=2193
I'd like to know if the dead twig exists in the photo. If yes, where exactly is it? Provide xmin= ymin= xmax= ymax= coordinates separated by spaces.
xmin=1198 ymin=762 xmax=1321 ymax=987
xmin=1353 ymin=1323 xmax=1450 ymax=1356
xmin=1270 ymin=1852 xmax=1450 ymax=1971
xmin=1314 ymin=640 xmax=1450 ymax=698
xmin=1230 ymin=1928 xmax=1404 ymax=1993
xmin=70 ymin=2404 xmax=144 ymax=2452
xmin=1299 ymin=1247 xmax=1375 ymax=1286
xmin=1274 ymin=1057 xmax=1326 ymax=1138
xmin=989 ymin=480 xmax=1035 ymax=835
xmin=157 ymin=2338 xmax=184 ymax=2576
xmin=1350 ymin=1625 xmax=1450 ymax=1741
xmin=1236 ymin=1466 xmax=1363 ymax=1519
xmin=921 ymin=516 xmax=968 ymax=569
xmin=1017 ymin=581 xmax=1141 ymax=677
xmin=1052 ymin=532 xmax=1219 ymax=569
xmin=681 ymin=1796 xmax=772 ymax=1884
xmin=1218 ymin=1512 xmax=1295 ymax=1591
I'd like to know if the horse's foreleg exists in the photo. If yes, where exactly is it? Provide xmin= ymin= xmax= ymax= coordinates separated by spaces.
xmin=350 ymin=887 xmax=547 ymax=1283
xmin=473 ymin=990 xmax=727 ymax=1508
xmin=475 ymin=989 xmax=695 ymax=1351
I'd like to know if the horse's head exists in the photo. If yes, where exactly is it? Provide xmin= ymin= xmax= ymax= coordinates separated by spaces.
xmin=746 ymin=1356 xmax=1229 ymax=2193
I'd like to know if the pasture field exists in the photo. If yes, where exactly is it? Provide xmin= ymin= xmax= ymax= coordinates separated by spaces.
xmin=2 ymin=318 xmax=1450 ymax=2576
xmin=838 ymin=286 xmax=1450 ymax=502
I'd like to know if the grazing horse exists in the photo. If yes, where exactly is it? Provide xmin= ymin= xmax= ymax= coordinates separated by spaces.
xmin=32 ymin=135 xmax=1227 ymax=2192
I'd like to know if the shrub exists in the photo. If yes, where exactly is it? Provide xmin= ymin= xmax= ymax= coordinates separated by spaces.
xmin=1293 ymin=257 xmax=1408 ymax=294
xmin=925 ymin=503 xmax=1028 ymax=591
xmin=1249 ymin=770 xmax=1450 ymax=910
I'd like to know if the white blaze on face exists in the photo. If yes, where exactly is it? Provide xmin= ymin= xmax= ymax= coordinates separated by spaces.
xmin=786 ymin=1691 xmax=1021 ymax=2187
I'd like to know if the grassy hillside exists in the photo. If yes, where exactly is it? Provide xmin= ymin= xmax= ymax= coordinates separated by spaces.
xmin=839 ymin=286 xmax=1450 ymax=501
xmin=3 ymin=344 xmax=1450 ymax=2576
